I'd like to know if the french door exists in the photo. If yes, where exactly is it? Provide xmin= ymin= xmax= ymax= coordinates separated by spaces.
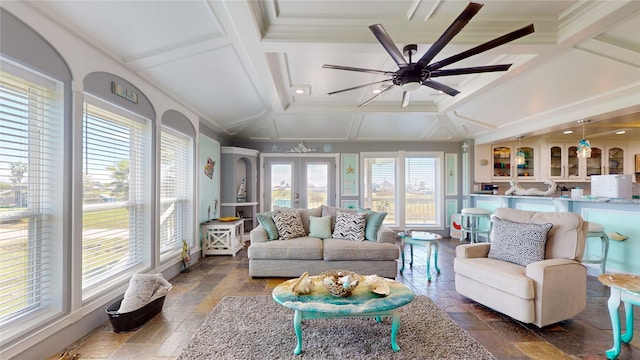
xmin=262 ymin=155 xmax=337 ymax=211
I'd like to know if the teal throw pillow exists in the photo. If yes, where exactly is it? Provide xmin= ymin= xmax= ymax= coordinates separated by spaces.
xmin=359 ymin=209 xmax=388 ymax=241
xmin=256 ymin=211 xmax=279 ymax=240
xmin=308 ymin=216 xmax=332 ymax=239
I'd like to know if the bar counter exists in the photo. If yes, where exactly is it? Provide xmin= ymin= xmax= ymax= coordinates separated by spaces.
xmin=469 ymin=194 xmax=640 ymax=275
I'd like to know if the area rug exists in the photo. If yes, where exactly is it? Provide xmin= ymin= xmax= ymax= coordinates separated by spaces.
xmin=178 ymin=295 xmax=494 ymax=359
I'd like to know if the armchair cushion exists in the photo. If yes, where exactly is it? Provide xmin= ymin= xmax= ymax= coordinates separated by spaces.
xmin=488 ymin=217 xmax=552 ymax=266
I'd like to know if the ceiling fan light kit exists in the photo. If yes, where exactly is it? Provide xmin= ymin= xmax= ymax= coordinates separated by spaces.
xmin=323 ymin=2 xmax=534 ymax=107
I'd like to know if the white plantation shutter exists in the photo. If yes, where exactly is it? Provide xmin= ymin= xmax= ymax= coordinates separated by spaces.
xmin=405 ymin=156 xmax=437 ymax=225
xmin=363 ymin=156 xmax=397 ymax=224
xmin=159 ymin=126 xmax=192 ymax=256
xmin=82 ymin=101 xmax=150 ymax=293
xmin=0 ymin=67 xmax=62 ymax=324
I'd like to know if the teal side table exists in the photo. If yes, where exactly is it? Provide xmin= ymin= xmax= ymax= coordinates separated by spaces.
xmin=598 ymin=273 xmax=640 ymax=359
xmin=399 ymin=232 xmax=441 ymax=281
xmin=272 ymin=277 xmax=415 ymax=355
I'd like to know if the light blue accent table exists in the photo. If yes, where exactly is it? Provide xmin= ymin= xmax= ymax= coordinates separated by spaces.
xmin=272 ymin=277 xmax=414 ymax=355
xmin=598 ymin=274 xmax=640 ymax=359
xmin=399 ymin=233 xmax=441 ymax=281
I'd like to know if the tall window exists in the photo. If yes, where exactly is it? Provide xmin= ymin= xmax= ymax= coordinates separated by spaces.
xmin=363 ymin=157 xmax=397 ymax=224
xmin=0 ymin=67 xmax=63 ymax=325
xmin=160 ymin=126 xmax=192 ymax=257
xmin=363 ymin=152 xmax=443 ymax=229
xmin=82 ymin=101 xmax=150 ymax=296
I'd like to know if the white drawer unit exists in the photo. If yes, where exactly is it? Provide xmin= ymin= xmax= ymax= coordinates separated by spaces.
xmin=201 ymin=219 xmax=245 ymax=256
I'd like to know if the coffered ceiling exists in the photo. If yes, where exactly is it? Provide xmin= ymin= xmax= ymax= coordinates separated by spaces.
xmin=27 ymin=0 xmax=640 ymax=143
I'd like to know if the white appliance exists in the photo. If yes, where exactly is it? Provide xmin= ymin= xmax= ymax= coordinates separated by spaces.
xmin=590 ymin=175 xmax=632 ymax=199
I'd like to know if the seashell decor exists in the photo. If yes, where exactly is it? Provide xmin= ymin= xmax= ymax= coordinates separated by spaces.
xmin=364 ymin=275 xmax=390 ymax=296
xmin=291 ymin=271 xmax=315 ymax=295
xmin=320 ymin=269 xmax=360 ymax=297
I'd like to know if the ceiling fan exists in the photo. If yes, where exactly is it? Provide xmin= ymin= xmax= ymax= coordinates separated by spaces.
xmin=323 ymin=2 xmax=534 ymax=108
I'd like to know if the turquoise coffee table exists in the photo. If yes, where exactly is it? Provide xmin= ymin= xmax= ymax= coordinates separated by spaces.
xmin=399 ymin=232 xmax=441 ymax=281
xmin=272 ymin=276 xmax=415 ymax=355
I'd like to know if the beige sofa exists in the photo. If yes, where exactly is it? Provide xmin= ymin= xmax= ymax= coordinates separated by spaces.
xmin=454 ymin=207 xmax=588 ymax=328
xmin=248 ymin=206 xmax=399 ymax=278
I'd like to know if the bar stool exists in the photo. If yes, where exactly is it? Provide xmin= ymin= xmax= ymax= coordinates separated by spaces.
xmin=460 ymin=208 xmax=492 ymax=243
xmin=582 ymin=222 xmax=609 ymax=274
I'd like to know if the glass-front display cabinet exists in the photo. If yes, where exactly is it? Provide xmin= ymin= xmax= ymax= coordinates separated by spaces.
xmin=548 ymin=144 xmax=580 ymax=179
xmin=586 ymin=147 xmax=603 ymax=177
xmin=608 ymin=147 xmax=624 ymax=174
xmin=493 ymin=146 xmax=511 ymax=178
xmin=516 ymin=146 xmax=535 ymax=178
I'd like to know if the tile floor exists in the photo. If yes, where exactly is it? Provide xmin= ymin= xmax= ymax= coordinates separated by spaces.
xmin=49 ymin=237 xmax=640 ymax=360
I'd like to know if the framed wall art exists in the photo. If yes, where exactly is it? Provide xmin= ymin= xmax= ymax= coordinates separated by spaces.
xmin=341 ymin=154 xmax=359 ymax=196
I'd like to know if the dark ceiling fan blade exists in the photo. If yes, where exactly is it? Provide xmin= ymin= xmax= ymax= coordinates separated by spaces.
xmin=323 ymin=64 xmax=396 ymax=76
xmin=401 ymin=91 xmax=411 ymax=108
xmin=327 ymin=79 xmax=392 ymax=95
xmin=416 ymin=2 xmax=483 ymax=67
xmin=421 ymin=80 xmax=460 ymax=96
xmin=369 ymin=24 xmax=408 ymax=67
xmin=430 ymin=64 xmax=512 ymax=77
xmin=358 ymin=84 xmax=395 ymax=107
xmin=427 ymin=24 xmax=534 ymax=71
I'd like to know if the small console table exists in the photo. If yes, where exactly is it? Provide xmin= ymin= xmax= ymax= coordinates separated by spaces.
xmin=201 ymin=219 xmax=244 ymax=256
xmin=598 ymin=273 xmax=640 ymax=359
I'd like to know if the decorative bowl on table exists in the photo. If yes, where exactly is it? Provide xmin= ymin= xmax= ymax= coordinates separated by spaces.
xmin=320 ymin=269 xmax=361 ymax=297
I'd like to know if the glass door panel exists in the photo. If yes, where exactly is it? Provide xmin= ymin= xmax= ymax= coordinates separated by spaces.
xmin=586 ymin=147 xmax=602 ymax=177
xmin=493 ymin=146 xmax=511 ymax=177
xmin=268 ymin=163 xmax=293 ymax=209
xmin=517 ymin=146 xmax=534 ymax=177
xmin=303 ymin=162 xmax=329 ymax=208
xmin=263 ymin=157 xmax=335 ymax=211
xmin=608 ymin=147 xmax=624 ymax=174
xmin=549 ymin=146 xmax=562 ymax=177
xmin=567 ymin=146 xmax=579 ymax=177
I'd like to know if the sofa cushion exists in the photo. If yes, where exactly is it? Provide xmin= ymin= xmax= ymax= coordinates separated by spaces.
xmin=308 ymin=215 xmax=332 ymax=239
xmin=359 ymin=209 xmax=388 ymax=242
xmin=323 ymin=238 xmax=399 ymax=261
xmin=248 ymin=237 xmax=324 ymax=260
xmin=332 ymin=211 xmax=366 ymax=242
xmin=256 ymin=211 xmax=279 ymax=240
xmin=322 ymin=205 xmax=356 ymax=231
xmin=454 ymin=257 xmax=534 ymax=299
xmin=275 ymin=206 xmax=322 ymax=233
xmin=273 ymin=211 xmax=306 ymax=240
xmin=488 ymin=217 xmax=552 ymax=266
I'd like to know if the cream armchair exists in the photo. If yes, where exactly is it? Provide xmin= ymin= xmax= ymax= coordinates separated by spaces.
xmin=454 ymin=207 xmax=588 ymax=328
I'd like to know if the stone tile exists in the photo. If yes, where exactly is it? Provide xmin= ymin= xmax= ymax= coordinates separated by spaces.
xmin=447 ymin=311 xmax=491 ymax=331
xmin=126 ymin=320 xmax=180 ymax=344
xmin=486 ymin=320 xmax=541 ymax=342
xmin=155 ymin=331 xmax=194 ymax=357
xmin=467 ymin=330 xmax=529 ymax=359
xmin=514 ymin=341 xmax=573 ymax=359
xmin=105 ymin=343 xmax=161 ymax=360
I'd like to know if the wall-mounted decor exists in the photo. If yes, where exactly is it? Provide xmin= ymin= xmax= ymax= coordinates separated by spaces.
xmin=341 ymin=200 xmax=359 ymax=209
xmin=341 ymin=154 xmax=358 ymax=196
xmin=445 ymin=153 xmax=457 ymax=196
xmin=204 ymin=157 xmax=215 ymax=179
xmin=287 ymin=142 xmax=317 ymax=153
xmin=111 ymin=81 xmax=138 ymax=104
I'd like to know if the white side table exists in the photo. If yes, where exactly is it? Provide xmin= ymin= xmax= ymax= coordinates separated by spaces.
xmin=201 ymin=219 xmax=244 ymax=256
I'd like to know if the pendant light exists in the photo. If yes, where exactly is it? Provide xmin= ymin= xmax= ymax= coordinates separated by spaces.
xmin=515 ymin=135 xmax=526 ymax=165
xmin=576 ymin=120 xmax=591 ymax=158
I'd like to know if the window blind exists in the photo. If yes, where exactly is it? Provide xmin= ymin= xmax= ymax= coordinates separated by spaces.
xmin=363 ymin=157 xmax=396 ymax=223
xmin=405 ymin=157 xmax=437 ymax=225
xmin=0 ymin=69 xmax=60 ymax=324
xmin=159 ymin=126 xmax=192 ymax=256
xmin=82 ymin=102 xmax=149 ymax=291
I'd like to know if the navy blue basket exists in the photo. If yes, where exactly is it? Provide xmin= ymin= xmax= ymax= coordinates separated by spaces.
xmin=106 ymin=296 xmax=166 ymax=333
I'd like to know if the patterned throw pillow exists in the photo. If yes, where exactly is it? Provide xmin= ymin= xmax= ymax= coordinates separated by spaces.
xmin=488 ymin=217 xmax=553 ymax=266
xmin=332 ymin=211 xmax=366 ymax=242
xmin=272 ymin=211 xmax=306 ymax=240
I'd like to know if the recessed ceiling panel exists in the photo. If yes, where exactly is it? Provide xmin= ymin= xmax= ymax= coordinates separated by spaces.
xmin=595 ymin=13 xmax=640 ymax=51
xmin=454 ymin=48 xmax=640 ymax=129
xmin=34 ymin=1 xmax=223 ymax=58
xmin=357 ymin=113 xmax=438 ymax=139
xmin=139 ymin=46 xmax=267 ymax=125
xmin=274 ymin=113 xmax=353 ymax=139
